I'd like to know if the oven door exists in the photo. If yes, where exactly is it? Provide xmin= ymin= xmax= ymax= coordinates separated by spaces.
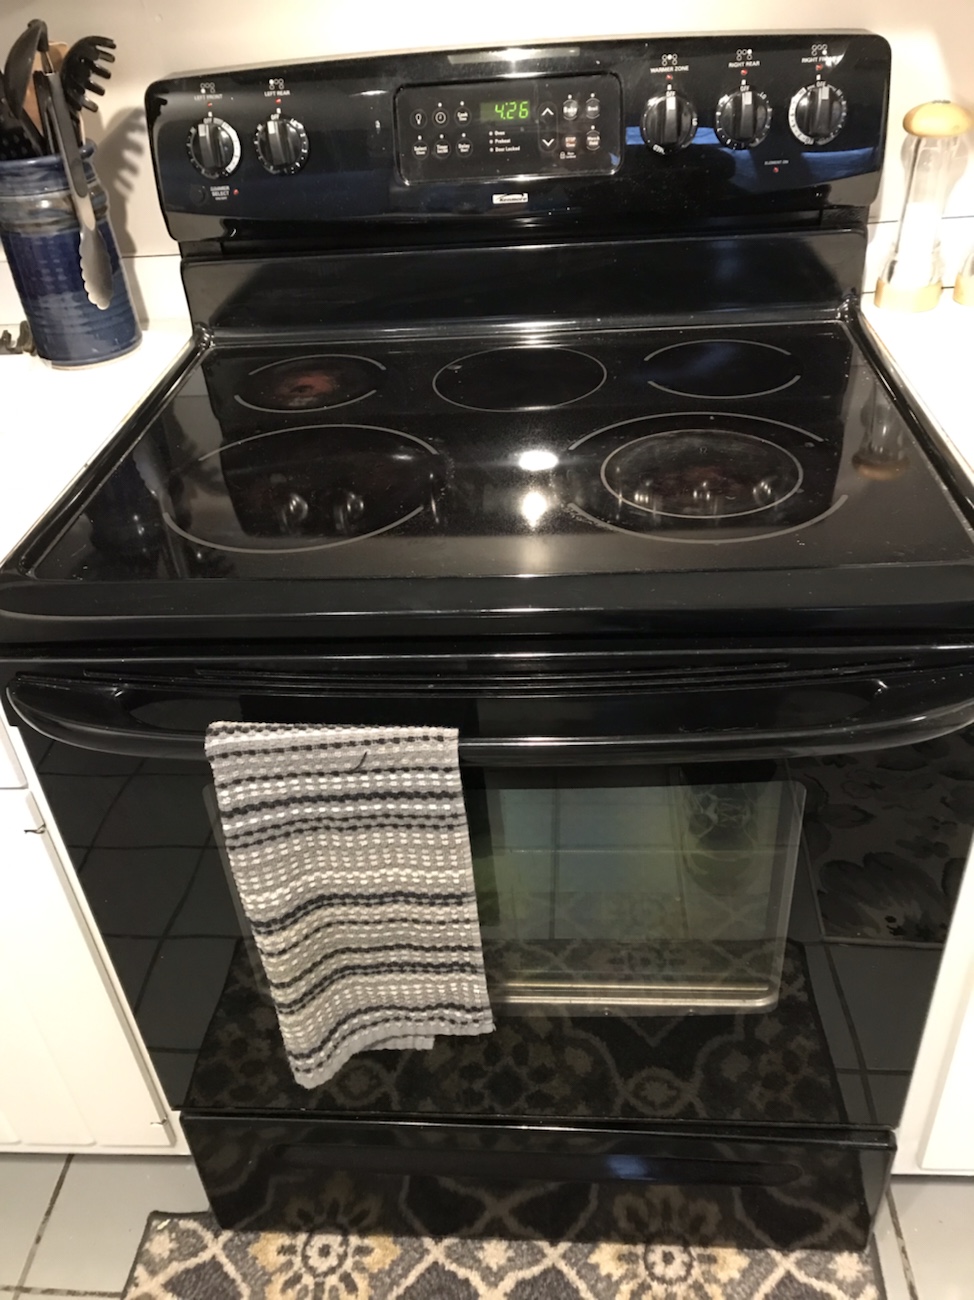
xmin=7 ymin=651 xmax=974 ymax=1245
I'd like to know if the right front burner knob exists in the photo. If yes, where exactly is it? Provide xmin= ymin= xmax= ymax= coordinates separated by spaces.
xmin=715 ymin=87 xmax=772 ymax=149
xmin=790 ymin=82 xmax=847 ymax=145
xmin=641 ymin=91 xmax=698 ymax=153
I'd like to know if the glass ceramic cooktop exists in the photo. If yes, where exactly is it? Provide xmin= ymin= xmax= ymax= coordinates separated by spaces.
xmin=31 ymin=321 xmax=974 ymax=583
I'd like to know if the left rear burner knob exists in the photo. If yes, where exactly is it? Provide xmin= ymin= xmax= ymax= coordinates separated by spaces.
xmin=187 ymin=115 xmax=241 ymax=178
xmin=255 ymin=115 xmax=310 ymax=174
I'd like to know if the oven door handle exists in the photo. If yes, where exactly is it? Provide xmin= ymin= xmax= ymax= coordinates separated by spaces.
xmin=9 ymin=668 xmax=974 ymax=763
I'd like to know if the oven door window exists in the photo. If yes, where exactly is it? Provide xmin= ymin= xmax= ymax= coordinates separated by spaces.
xmin=468 ymin=764 xmax=803 ymax=1016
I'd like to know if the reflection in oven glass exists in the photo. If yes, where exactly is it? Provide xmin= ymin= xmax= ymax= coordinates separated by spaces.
xmin=468 ymin=768 xmax=804 ymax=1015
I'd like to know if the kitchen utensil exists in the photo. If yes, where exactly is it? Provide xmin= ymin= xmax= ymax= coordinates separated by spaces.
xmin=60 ymin=35 xmax=115 ymax=119
xmin=0 ymin=88 xmax=38 ymax=160
xmin=33 ymin=63 xmax=113 ymax=309
xmin=3 ymin=19 xmax=47 ymax=154
xmin=22 ymin=41 xmax=68 ymax=143
xmin=875 ymin=100 xmax=973 ymax=311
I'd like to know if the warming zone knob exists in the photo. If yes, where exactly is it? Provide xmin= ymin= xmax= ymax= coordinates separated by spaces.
xmin=255 ymin=115 xmax=310 ymax=174
xmin=187 ymin=115 xmax=241 ymax=178
xmin=715 ymin=87 xmax=772 ymax=149
xmin=641 ymin=90 xmax=698 ymax=153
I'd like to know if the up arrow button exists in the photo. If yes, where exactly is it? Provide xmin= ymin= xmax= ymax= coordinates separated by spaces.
xmin=538 ymin=102 xmax=556 ymax=123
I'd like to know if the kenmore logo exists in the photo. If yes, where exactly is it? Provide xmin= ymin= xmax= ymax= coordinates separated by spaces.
xmin=492 ymin=192 xmax=529 ymax=205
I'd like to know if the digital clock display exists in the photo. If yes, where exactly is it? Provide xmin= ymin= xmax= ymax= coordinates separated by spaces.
xmin=480 ymin=99 xmax=533 ymax=124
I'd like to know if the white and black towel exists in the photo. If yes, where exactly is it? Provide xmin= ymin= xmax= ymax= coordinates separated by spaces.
xmin=204 ymin=723 xmax=494 ymax=1088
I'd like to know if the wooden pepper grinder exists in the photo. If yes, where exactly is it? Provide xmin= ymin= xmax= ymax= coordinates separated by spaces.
xmin=875 ymin=101 xmax=972 ymax=311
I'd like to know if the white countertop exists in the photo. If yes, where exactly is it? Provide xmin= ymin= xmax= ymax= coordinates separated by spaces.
xmin=1 ymin=289 xmax=974 ymax=571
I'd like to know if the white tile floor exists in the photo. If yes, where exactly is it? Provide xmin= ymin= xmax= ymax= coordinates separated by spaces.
xmin=1 ymin=1155 xmax=972 ymax=1297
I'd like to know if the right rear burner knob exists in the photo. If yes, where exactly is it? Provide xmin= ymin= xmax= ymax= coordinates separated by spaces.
xmin=641 ymin=90 xmax=698 ymax=153
xmin=789 ymin=82 xmax=847 ymax=145
xmin=715 ymin=87 xmax=772 ymax=149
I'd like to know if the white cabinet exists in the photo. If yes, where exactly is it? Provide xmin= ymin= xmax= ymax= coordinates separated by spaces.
xmin=922 ymin=986 xmax=974 ymax=1171
xmin=0 ymin=788 xmax=173 ymax=1150
xmin=896 ymin=830 xmax=974 ymax=1175
xmin=0 ymin=721 xmax=25 ymax=788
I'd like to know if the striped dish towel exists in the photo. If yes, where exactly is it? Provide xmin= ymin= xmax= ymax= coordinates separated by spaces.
xmin=204 ymin=723 xmax=494 ymax=1088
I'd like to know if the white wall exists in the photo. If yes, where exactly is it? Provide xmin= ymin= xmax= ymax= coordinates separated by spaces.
xmin=1 ymin=0 xmax=972 ymax=262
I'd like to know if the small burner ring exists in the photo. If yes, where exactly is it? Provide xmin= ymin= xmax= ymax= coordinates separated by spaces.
xmin=433 ymin=346 xmax=607 ymax=411
xmin=642 ymin=339 xmax=802 ymax=400
xmin=235 ymin=353 xmax=386 ymax=413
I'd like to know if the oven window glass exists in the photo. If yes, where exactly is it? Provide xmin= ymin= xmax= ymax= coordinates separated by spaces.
xmin=468 ymin=766 xmax=803 ymax=1015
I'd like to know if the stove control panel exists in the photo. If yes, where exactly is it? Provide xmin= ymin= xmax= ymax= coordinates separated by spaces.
xmin=147 ymin=33 xmax=890 ymax=242
xmin=395 ymin=74 xmax=622 ymax=182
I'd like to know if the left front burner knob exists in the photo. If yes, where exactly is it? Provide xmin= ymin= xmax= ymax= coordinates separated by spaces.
xmin=187 ymin=116 xmax=241 ymax=178
xmin=255 ymin=115 xmax=309 ymax=174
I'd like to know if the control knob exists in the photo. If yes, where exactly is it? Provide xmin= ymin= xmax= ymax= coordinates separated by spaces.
xmin=255 ymin=114 xmax=310 ymax=174
xmin=187 ymin=115 xmax=241 ymax=178
xmin=641 ymin=90 xmax=698 ymax=153
xmin=715 ymin=87 xmax=772 ymax=149
xmin=790 ymin=82 xmax=847 ymax=145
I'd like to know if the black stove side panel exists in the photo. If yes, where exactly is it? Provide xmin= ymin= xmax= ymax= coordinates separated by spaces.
xmin=145 ymin=33 xmax=890 ymax=246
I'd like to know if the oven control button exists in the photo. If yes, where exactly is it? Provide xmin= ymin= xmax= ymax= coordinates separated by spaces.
xmin=255 ymin=115 xmax=309 ymax=174
xmin=584 ymin=95 xmax=601 ymax=119
xmin=187 ymin=115 xmax=241 ymax=178
xmin=412 ymin=139 xmax=429 ymax=159
xmin=585 ymin=129 xmax=601 ymax=150
xmin=789 ymin=82 xmax=847 ymax=145
xmin=641 ymin=90 xmax=698 ymax=153
xmin=715 ymin=88 xmax=772 ymax=149
xmin=540 ymin=132 xmax=558 ymax=152
xmin=432 ymin=108 xmax=449 ymax=127
xmin=433 ymin=136 xmax=451 ymax=158
xmin=410 ymin=109 xmax=427 ymax=129
xmin=455 ymin=106 xmax=471 ymax=125
xmin=562 ymin=97 xmax=580 ymax=121
xmin=538 ymin=101 xmax=557 ymax=125
xmin=456 ymin=135 xmax=473 ymax=157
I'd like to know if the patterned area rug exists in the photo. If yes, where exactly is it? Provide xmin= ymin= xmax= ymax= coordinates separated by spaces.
xmin=124 ymin=1206 xmax=884 ymax=1299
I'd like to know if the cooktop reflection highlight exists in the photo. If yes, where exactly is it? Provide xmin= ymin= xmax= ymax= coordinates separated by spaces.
xmin=33 ymin=321 xmax=974 ymax=582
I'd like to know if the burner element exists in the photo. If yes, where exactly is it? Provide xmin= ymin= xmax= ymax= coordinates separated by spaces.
xmin=434 ymin=346 xmax=606 ymax=411
xmin=642 ymin=339 xmax=802 ymax=399
xmin=236 ymin=354 xmax=385 ymax=412
xmin=603 ymin=430 xmax=802 ymax=519
xmin=166 ymin=424 xmax=441 ymax=553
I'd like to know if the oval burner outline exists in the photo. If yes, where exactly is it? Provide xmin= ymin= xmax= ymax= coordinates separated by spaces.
xmin=568 ymin=493 xmax=849 ymax=545
xmin=433 ymin=345 xmax=607 ymax=412
xmin=163 ymin=422 xmax=439 ymax=556
xmin=568 ymin=411 xmax=825 ymax=453
xmin=234 ymin=353 xmax=387 ymax=414
xmin=642 ymin=338 xmax=802 ymax=400
xmin=568 ymin=411 xmax=832 ymax=544
xmin=600 ymin=430 xmax=804 ymax=521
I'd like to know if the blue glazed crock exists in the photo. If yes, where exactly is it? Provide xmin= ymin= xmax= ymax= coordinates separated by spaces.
xmin=0 ymin=145 xmax=141 ymax=367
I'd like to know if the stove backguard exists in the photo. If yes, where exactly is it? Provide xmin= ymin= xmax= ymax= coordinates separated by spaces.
xmin=146 ymin=33 xmax=890 ymax=247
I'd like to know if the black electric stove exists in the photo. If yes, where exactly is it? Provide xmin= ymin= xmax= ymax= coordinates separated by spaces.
xmin=5 ymin=30 xmax=973 ymax=643
xmin=5 ymin=32 xmax=974 ymax=1255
